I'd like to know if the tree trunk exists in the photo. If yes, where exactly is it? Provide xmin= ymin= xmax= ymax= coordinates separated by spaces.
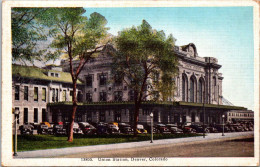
xmin=67 ymin=80 xmax=77 ymax=142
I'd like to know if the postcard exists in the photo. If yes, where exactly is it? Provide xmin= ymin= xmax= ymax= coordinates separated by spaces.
xmin=1 ymin=0 xmax=259 ymax=166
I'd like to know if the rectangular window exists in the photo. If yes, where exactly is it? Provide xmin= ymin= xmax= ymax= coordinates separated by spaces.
xmin=69 ymin=91 xmax=73 ymax=101
xmin=34 ymin=108 xmax=38 ymax=123
xmin=24 ymin=108 xmax=28 ymax=124
xmin=86 ymin=75 xmax=93 ymax=87
xmin=86 ymin=93 xmax=92 ymax=102
xmin=77 ymin=91 xmax=83 ymax=102
xmin=114 ymin=74 xmax=123 ymax=86
xmin=114 ymin=91 xmax=123 ymax=101
xmin=99 ymin=111 xmax=106 ymax=122
xmin=15 ymin=85 xmax=19 ymax=100
xmin=99 ymin=92 xmax=107 ymax=101
xmin=55 ymin=73 xmax=58 ymax=77
xmin=42 ymin=108 xmax=46 ymax=122
xmin=129 ymin=90 xmax=134 ymax=101
xmin=34 ymin=87 xmax=38 ymax=101
xmin=87 ymin=112 xmax=92 ymax=122
xmin=55 ymin=89 xmax=58 ymax=102
xmin=99 ymin=73 xmax=107 ymax=86
xmin=42 ymin=88 xmax=46 ymax=102
xmin=52 ymin=89 xmax=55 ymax=102
xmin=62 ymin=90 xmax=66 ymax=101
xmin=24 ymin=86 xmax=28 ymax=101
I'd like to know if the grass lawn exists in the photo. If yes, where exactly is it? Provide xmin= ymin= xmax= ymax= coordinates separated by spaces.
xmin=16 ymin=133 xmax=202 ymax=152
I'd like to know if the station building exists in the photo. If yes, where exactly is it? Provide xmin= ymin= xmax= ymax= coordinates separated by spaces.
xmin=12 ymin=43 xmax=253 ymax=126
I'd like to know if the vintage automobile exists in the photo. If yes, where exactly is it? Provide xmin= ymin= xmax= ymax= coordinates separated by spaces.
xmin=182 ymin=125 xmax=196 ymax=133
xmin=53 ymin=124 xmax=66 ymax=135
xmin=189 ymin=124 xmax=210 ymax=133
xmin=232 ymin=124 xmax=244 ymax=132
xmin=19 ymin=124 xmax=34 ymax=135
xmin=72 ymin=122 xmax=83 ymax=134
xmin=154 ymin=124 xmax=171 ymax=134
xmin=207 ymin=126 xmax=218 ymax=133
xmin=166 ymin=124 xmax=183 ymax=134
xmin=97 ymin=123 xmax=109 ymax=135
xmin=136 ymin=124 xmax=147 ymax=134
xmin=118 ymin=123 xmax=134 ymax=134
xmin=79 ymin=122 xmax=97 ymax=135
xmin=107 ymin=124 xmax=120 ymax=134
xmin=37 ymin=124 xmax=49 ymax=134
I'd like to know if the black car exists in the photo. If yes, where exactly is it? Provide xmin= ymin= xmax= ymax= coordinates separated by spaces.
xmin=190 ymin=124 xmax=210 ymax=133
xmin=19 ymin=124 xmax=34 ymax=134
xmin=37 ymin=124 xmax=49 ymax=134
xmin=118 ymin=123 xmax=134 ymax=134
xmin=207 ymin=126 xmax=218 ymax=133
xmin=53 ymin=124 xmax=66 ymax=135
xmin=154 ymin=124 xmax=171 ymax=134
xmin=107 ymin=124 xmax=120 ymax=134
xmin=79 ymin=122 xmax=97 ymax=135
xmin=166 ymin=124 xmax=183 ymax=134
xmin=97 ymin=123 xmax=109 ymax=135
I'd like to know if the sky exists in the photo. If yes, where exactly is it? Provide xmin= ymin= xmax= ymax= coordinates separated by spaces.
xmin=83 ymin=7 xmax=254 ymax=110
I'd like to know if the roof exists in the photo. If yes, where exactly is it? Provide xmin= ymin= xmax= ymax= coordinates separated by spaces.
xmin=12 ymin=64 xmax=84 ymax=84
xmin=177 ymin=101 xmax=246 ymax=110
xmin=48 ymin=101 xmax=246 ymax=110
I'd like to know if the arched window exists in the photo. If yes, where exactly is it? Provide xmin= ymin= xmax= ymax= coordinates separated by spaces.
xmin=213 ymin=77 xmax=217 ymax=100
xmin=198 ymin=78 xmax=204 ymax=103
xmin=182 ymin=75 xmax=187 ymax=101
xmin=190 ymin=78 xmax=195 ymax=102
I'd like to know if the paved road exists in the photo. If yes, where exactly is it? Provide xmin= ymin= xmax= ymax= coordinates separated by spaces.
xmin=15 ymin=131 xmax=254 ymax=158
xmin=60 ymin=136 xmax=254 ymax=158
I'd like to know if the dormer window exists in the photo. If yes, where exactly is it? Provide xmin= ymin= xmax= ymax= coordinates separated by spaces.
xmin=49 ymin=72 xmax=60 ymax=78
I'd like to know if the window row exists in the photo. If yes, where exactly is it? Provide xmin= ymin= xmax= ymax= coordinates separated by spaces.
xmin=14 ymin=107 xmax=46 ymax=124
xmin=14 ymin=85 xmax=83 ymax=102
xmin=85 ymin=73 xmax=124 ymax=87
xmin=15 ymin=85 xmax=46 ymax=102
xmin=228 ymin=113 xmax=253 ymax=117
xmin=86 ymin=91 xmax=124 ymax=102
xmin=182 ymin=75 xmax=205 ymax=103
xmin=85 ymin=91 xmax=136 ymax=102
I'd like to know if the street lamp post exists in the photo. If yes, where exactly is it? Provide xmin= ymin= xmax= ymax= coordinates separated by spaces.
xmin=222 ymin=114 xmax=225 ymax=136
xmin=13 ymin=108 xmax=20 ymax=156
xmin=150 ymin=112 xmax=154 ymax=143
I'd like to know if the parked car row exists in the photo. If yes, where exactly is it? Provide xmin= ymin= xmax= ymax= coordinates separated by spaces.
xmin=18 ymin=121 xmax=253 ymax=135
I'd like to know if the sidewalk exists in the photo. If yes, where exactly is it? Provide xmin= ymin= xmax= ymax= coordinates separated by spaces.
xmin=15 ymin=131 xmax=254 ymax=158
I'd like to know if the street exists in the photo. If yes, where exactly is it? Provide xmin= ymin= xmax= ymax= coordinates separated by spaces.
xmin=15 ymin=131 xmax=254 ymax=158
xmin=59 ymin=137 xmax=253 ymax=158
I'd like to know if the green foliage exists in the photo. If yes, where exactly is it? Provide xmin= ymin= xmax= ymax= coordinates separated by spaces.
xmin=11 ymin=8 xmax=56 ymax=63
xmin=44 ymin=8 xmax=109 ymax=61
xmin=112 ymin=20 xmax=178 ymax=102
xmin=17 ymin=133 xmax=201 ymax=151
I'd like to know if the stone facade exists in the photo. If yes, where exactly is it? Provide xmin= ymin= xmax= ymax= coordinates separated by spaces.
xmin=12 ymin=43 xmax=253 ymax=126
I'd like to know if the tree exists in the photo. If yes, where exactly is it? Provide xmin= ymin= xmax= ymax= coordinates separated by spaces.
xmin=112 ymin=20 xmax=178 ymax=136
xmin=46 ymin=8 xmax=109 ymax=142
xmin=11 ymin=8 xmax=58 ymax=64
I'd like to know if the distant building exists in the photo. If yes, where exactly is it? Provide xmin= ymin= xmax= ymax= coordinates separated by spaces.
xmin=12 ymin=43 xmax=253 ymax=126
